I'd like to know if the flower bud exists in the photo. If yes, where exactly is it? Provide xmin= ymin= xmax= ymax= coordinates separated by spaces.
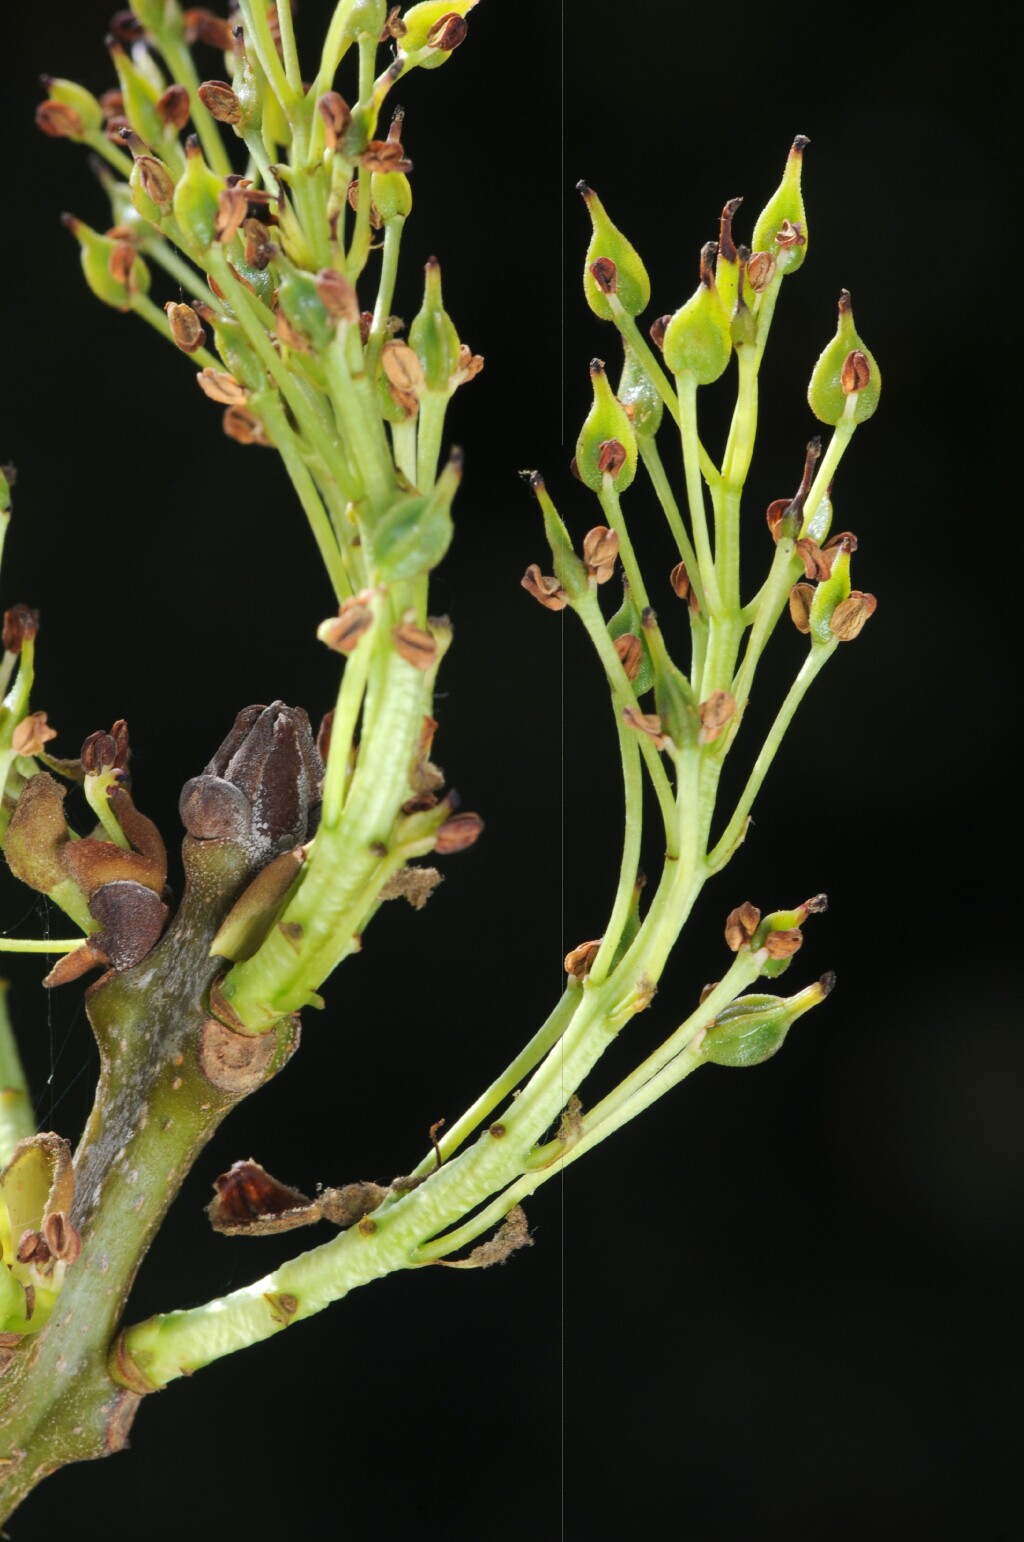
xmin=808 ymin=291 xmax=881 ymax=425
xmin=662 ymin=244 xmax=732 ymax=385
xmin=172 ymin=135 xmax=224 ymax=251
xmin=523 ymin=471 xmax=588 ymax=603
xmin=37 ymin=76 xmax=104 ymax=138
xmin=107 ymin=36 xmax=165 ymax=148
xmin=750 ymin=136 xmax=809 ymax=274
xmin=61 ymin=215 xmax=150 ymax=311
xmin=618 ymin=341 xmax=663 ymax=438
xmin=578 ymin=182 xmax=651 ymax=321
xmin=700 ymin=974 xmax=832 ymax=1068
xmin=575 ymin=360 xmax=638 ymax=492
xmin=371 ymin=168 xmax=413 ymax=222
xmin=409 ymin=257 xmax=461 ymax=391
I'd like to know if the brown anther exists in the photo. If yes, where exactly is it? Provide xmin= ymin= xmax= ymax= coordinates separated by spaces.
xmin=216 ymin=184 xmax=248 ymax=244
xmin=222 ymin=405 xmax=271 ymax=446
xmin=42 ymin=1212 xmax=81 ymax=1266
xmin=763 ymin=927 xmax=803 ymax=959
xmin=724 ymin=902 xmax=760 ymax=952
xmin=622 ymin=706 xmax=668 ymax=750
xmin=434 ymin=812 xmax=485 ymax=854
xmin=108 ymin=242 xmax=139 ymax=288
xmin=775 ymin=219 xmax=805 ymax=249
xmin=317 ymin=600 xmax=373 ymax=654
xmin=521 ymin=565 xmax=567 ymax=612
xmin=317 ymin=91 xmax=351 ymax=151
xmin=156 ymin=83 xmax=191 ymax=131
xmin=135 ymin=156 xmax=175 ymax=210
xmin=16 ymin=1231 xmax=50 ymax=1266
xmin=11 ymin=712 xmax=58 ymax=758
xmin=841 ymin=349 xmax=871 ymax=393
xmin=426 ymin=13 xmax=469 ymax=48
xmin=564 ymin=939 xmax=601 ymax=979
xmin=360 ymin=140 xmax=413 ymax=175
xmin=582 ymin=525 xmax=619 ymax=583
xmin=649 ymin=315 xmax=671 ymax=351
xmin=99 ymin=88 xmax=125 ymax=119
xmin=198 ymin=80 xmax=242 ymax=124
xmin=35 ymin=101 xmax=83 ymax=139
xmin=614 ymin=633 xmax=643 ymax=681
xmin=3 ymin=606 xmax=39 ymax=654
xmin=589 ymin=256 xmax=618 ymax=294
xmin=165 ymin=301 xmax=207 ymax=354
xmin=788 ymin=582 xmax=815 ymax=634
xmin=454 ymin=343 xmax=485 ymax=382
xmin=597 ymin=439 xmax=627 ymax=478
xmin=669 ymin=561 xmax=692 ymax=602
xmin=241 ymin=217 xmax=273 ymax=270
xmin=314 ymin=268 xmax=360 ymax=323
xmin=829 ymin=591 xmax=877 ymax=641
xmin=746 ymin=251 xmax=777 ymax=292
xmin=795 ymin=537 xmax=832 ymax=582
xmin=196 ymin=367 xmax=247 ymax=405
xmin=81 ymin=721 xmax=129 ymax=773
xmin=381 ymin=340 xmax=424 ymax=394
xmin=698 ymin=689 xmax=735 ymax=744
xmin=184 ymin=8 xmax=235 ymax=48
xmin=381 ymin=5 xmax=406 ymax=39
xmin=393 ymin=614 xmax=438 ymax=671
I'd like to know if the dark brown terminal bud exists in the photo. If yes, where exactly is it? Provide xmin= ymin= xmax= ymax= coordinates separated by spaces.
xmin=317 ymin=91 xmax=351 ymax=150
xmin=724 ymin=901 xmax=760 ymax=951
xmin=582 ymin=525 xmax=619 ymax=583
xmin=746 ymin=251 xmax=777 ymax=292
xmin=156 ymin=83 xmax=191 ymax=131
xmin=614 ymin=633 xmax=643 ymax=680
xmin=165 ymin=301 xmax=207 ymax=353
xmin=434 ymin=811 xmax=484 ymax=855
xmin=180 ymin=702 xmax=324 ymax=863
xmin=426 ymin=13 xmax=469 ymax=48
xmin=841 ymin=349 xmax=871 ymax=393
xmin=649 ymin=314 xmax=671 ymax=351
xmin=788 ymin=582 xmax=814 ymax=633
xmin=589 ymin=256 xmax=618 ymax=295
xmin=198 ymin=79 xmax=242 ymax=124
xmin=829 ymin=591 xmax=877 ymax=641
xmin=521 ymin=565 xmax=567 ymax=611
xmin=3 ymin=605 xmax=39 ymax=653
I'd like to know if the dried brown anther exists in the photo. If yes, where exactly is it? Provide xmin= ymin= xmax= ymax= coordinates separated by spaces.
xmin=381 ymin=340 xmax=424 ymax=395
xmin=597 ymin=439 xmax=627 ymax=478
xmin=196 ymin=367 xmax=247 ymax=405
xmin=3 ymin=605 xmax=39 ymax=653
xmin=427 ymin=13 xmax=469 ymax=48
xmin=361 ymin=139 xmax=413 ymax=175
xmin=795 ymin=537 xmax=832 ymax=581
xmin=521 ymin=565 xmax=567 ymax=612
xmin=156 ymin=83 xmax=191 ymax=131
xmin=788 ymin=582 xmax=815 ymax=633
xmin=622 ymin=706 xmax=668 ymax=750
xmin=381 ymin=5 xmax=406 ymax=40
xmin=35 ymin=101 xmax=83 ymax=138
xmin=564 ymin=939 xmax=601 ymax=980
xmin=198 ymin=80 xmax=242 ymax=124
xmin=216 ymin=184 xmax=249 ymax=244
xmin=242 ymin=216 xmax=274 ymax=270
xmin=108 ymin=242 xmax=140 ymax=289
xmin=589 ymin=256 xmax=618 ymax=294
xmin=222 ymin=405 xmax=271 ymax=447
xmin=724 ymin=902 xmax=760 ymax=952
xmin=841 ymin=349 xmax=871 ymax=393
xmin=698 ymin=689 xmax=735 ymax=744
xmin=614 ymin=633 xmax=643 ymax=680
xmin=763 ymin=927 xmax=803 ymax=959
xmin=829 ymin=591 xmax=877 ymax=641
xmin=317 ymin=597 xmax=374 ymax=653
xmin=314 ymin=268 xmax=360 ymax=323
xmin=776 ymin=218 xmax=806 ymax=249
xmin=746 ymin=250 xmax=777 ymax=292
xmin=317 ymin=91 xmax=351 ymax=150
xmin=434 ymin=811 xmax=484 ymax=855
xmin=393 ymin=614 xmax=437 ymax=670
xmin=582 ymin=525 xmax=619 ymax=583
xmin=165 ymin=301 xmax=207 ymax=354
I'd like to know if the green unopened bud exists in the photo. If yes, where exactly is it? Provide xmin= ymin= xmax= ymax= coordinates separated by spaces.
xmin=371 ymin=169 xmax=412 ymax=221
xmin=107 ymin=36 xmax=165 ymax=148
xmin=575 ymin=360 xmax=637 ymax=493
xmin=277 ymin=269 xmax=333 ymax=353
xmin=807 ymin=535 xmax=854 ymax=645
xmin=172 ymin=135 xmax=223 ymax=251
xmin=347 ymin=0 xmax=388 ymax=37
xmin=641 ymin=608 xmax=696 ymax=746
xmin=61 ymin=215 xmax=149 ymax=311
xmin=124 ymin=132 xmax=177 ymax=221
xmin=618 ymin=341 xmax=663 ymax=438
xmin=401 ymin=0 xmax=478 ymax=53
xmin=663 ymin=244 xmax=732 ymax=385
xmin=714 ymin=197 xmax=743 ymax=316
xmin=751 ymin=135 xmax=809 ymax=274
xmin=38 ymin=76 xmax=104 ymax=137
xmin=371 ymin=450 xmax=461 ymax=580
xmin=409 ymin=257 xmax=461 ymax=391
xmin=525 ymin=473 xmax=587 ymax=603
xmin=578 ymin=182 xmax=651 ymax=321
xmin=701 ymin=973 xmax=833 ymax=1068
xmin=807 ymin=290 xmax=881 ymax=426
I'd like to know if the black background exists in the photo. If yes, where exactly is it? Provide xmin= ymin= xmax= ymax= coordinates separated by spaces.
xmin=2 ymin=3 xmax=1018 ymax=1537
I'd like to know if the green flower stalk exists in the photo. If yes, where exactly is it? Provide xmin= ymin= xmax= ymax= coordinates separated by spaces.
xmin=0 ymin=5 xmax=879 ymax=1521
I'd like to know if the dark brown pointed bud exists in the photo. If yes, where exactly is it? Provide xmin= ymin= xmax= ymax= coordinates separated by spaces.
xmin=222 ymin=404 xmax=271 ymax=446
xmin=426 ymin=13 xmax=469 ymax=48
xmin=829 ymin=591 xmax=877 ymax=641
xmin=841 ymin=349 xmax=871 ymax=393
xmin=564 ymin=939 xmax=601 ymax=979
xmin=582 ymin=525 xmax=619 ymax=583
xmin=698 ymin=689 xmax=735 ymax=745
xmin=746 ymin=250 xmax=777 ymax=292
xmin=317 ymin=91 xmax=351 ymax=151
xmin=788 ymin=582 xmax=815 ymax=633
xmin=649 ymin=314 xmax=670 ymax=351
xmin=614 ymin=633 xmax=643 ymax=680
xmin=588 ymin=256 xmax=618 ymax=295
xmin=197 ymin=79 xmax=242 ymax=124
xmin=521 ymin=565 xmax=567 ymax=611
xmin=724 ymin=901 xmax=760 ymax=952
xmin=156 ymin=83 xmax=191 ymax=130
xmin=165 ymin=301 xmax=207 ymax=353
xmin=184 ymin=8 xmax=237 ymax=49
xmin=3 ymin=605 xmax=39 ymax=653
xmin=434 ymin=811 xmax=484 ymax=854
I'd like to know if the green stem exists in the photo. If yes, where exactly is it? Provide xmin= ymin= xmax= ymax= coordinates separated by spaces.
xmin=365 ymin=217 xmax=405 ymax=379
xmin=675 ymin=372 xmax=722 ymax=615
xmin=708 ymin=640 xmax=836 ymax=871
xmin=83 ymin=772 xmax=131 ymax=850
xmin=609 ymin=299 xmax=720 ymax=487
xmin=274 ymin=0 xmax=304 ymax=95
xmin=0 ymin=939 xmax=85 ymax=954
xmin=637 ymin=435 xmax=707 ymax=613
xmin=319 ymin=604 xmax=378 ymax=827
xmin=322 ymin=327 xmax=394 ymax=515
xmin=801 ymin=413 xmax=857 ymax=535
xmin=415 ymin=389 xmax=449 ymax=491
xmin=597 ymin=480 xmax=649 ymax=612
xmin=255 ymin=392 xmax=352 ymax=601
xmin=0 ymin=982 xmax=34 ymax=1166
xmin=586 ymin=721 xmax=643 ymax=985
xmin=313 ymin=0 xmax=358 ymax=99
xmin=237 ymin=0 xmax=299 ymax=115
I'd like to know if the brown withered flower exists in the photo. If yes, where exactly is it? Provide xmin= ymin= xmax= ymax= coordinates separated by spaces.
xmin=222 ymin=405 xmax=271 ymax=447
xmin=3 ymin=605 xmax=39 ymax=654
xmin=698 ymin=690 xmax=735 ymax=745
xmin=198 ymin=80 xmax=242 ymax=124
xmin=564 ymin=939 xmax=602 ymax=980
xmin=622 ymin=706 xmax=668 ymax=750
xmin=788 ymin=582 xmax=815 ymax=633
xmin=521 ymin=565 xmax=567 ymax=612
xmin=361 ymin=140 xmax=413 ymax=175
xmin=582 ymin=525 xmax=619 ymax=583
xmin=11 ymin=712 xmax=57 ymax=758
xmin=614 ymin=633 xmax=643 ymax=681
xmin=724 ymin=902 xmax=760 ymax=952
xmin=829 ymin=591 xmax=877 ymax=641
